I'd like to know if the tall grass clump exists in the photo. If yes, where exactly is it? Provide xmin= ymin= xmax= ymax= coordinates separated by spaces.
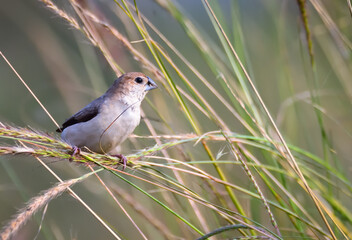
xmin=0 ymin=0 xmax=351 ymax=239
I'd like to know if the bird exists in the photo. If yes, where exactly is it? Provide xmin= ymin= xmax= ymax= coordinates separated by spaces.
xmin=56 ymin=72 xmax=157 ymax=165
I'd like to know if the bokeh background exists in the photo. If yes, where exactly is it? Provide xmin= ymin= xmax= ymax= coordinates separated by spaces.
xmin=0 ymin=0 xmax=351 ymax=239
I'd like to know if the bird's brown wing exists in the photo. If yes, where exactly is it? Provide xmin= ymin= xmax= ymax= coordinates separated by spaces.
xmin=56 ymin=96 xmax=103 ymax=132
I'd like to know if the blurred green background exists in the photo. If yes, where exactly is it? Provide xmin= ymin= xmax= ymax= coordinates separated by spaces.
xmin=1 ymin=0 xmax=351 ymax=239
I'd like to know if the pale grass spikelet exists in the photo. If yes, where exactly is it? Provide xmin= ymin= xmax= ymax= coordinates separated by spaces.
xmin=39 ymin=0 xmax=80 ymax=30
xmin=0 ymin=122 xmax=122 ymax=166
xmin=39 ymin=0 xmax=97 ymax=46
xmin=0 ymin=122 xmax=202 ymax=167
xmin=0 ymin=146 xmax=35 ymax=155
xmin=0 ymin=178 xmax=80 ymax=240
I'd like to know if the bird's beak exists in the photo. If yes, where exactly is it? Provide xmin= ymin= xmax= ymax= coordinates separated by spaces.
xmin=145 ymin=77 xmax=158 ymax=91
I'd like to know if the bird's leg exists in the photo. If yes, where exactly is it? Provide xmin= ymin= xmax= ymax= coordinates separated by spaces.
xmin=69 ymin=146 xmax=80 ymax=162
xmin=112 ymin=154 xmax=127 ymax=170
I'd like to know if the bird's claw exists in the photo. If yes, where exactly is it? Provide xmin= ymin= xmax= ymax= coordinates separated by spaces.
xmin=69 ymin=146 xmax=80 ymax=162
xmin=113 ymin=154 xmax=127 ymax=170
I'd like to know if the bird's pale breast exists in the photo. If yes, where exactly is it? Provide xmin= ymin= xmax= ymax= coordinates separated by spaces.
xmin=62 ymin=100 xmax=141 ymax=154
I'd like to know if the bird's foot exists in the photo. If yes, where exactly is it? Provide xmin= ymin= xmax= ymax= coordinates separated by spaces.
xmin=112 ymin=154 xmax=127 ymax=170
xmin=69 ymin=146 xmax=81 ymax=162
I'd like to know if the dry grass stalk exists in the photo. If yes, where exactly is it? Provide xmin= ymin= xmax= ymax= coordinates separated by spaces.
xmin=0 ymin=178 xmax=81 ymax=240
xmin=0 ymin=122 xmax=213 ymax=168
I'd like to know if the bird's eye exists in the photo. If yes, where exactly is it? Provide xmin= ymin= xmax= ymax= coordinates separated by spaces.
xmin=135 ymin=77 xmax=144 ymax=84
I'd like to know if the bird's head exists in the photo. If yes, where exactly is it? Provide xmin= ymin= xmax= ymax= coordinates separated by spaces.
xmin=108 ymin=72 xmax=158 ymax=103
